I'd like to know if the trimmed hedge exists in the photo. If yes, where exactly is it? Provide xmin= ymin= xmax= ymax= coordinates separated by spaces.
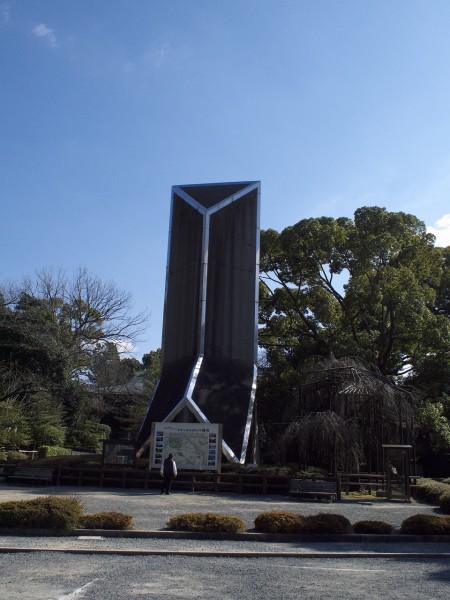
xmin=80 ymin=512 xmax=134 ymax=530
xmin=0 ymin=496 xmax=83 ymax=529
xmin=38 ymin=446 xmax=72 ymax=458
xmin=415 ymin=478 xmax=449 ymax=505
xmin=5 ymin=451 xmax=30 ymax=462
xmin=302 ymin=513 xmax=352 ymax=534
xmin=400 ymin=514 xmax=450 ymax=535
xmin=352 ymin=520 xmax=393 ymax=534
xmin=167 ymin=512 xmax=246 ymax=533
xmin=254 ymin=511 xmax=304 ymax=533
xmin=438 ymin=491 xmax=450 ymax=514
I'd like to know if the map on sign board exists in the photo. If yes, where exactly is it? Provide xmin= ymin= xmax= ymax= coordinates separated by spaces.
xmin=151 ymin=422 xmax=221 ymax=471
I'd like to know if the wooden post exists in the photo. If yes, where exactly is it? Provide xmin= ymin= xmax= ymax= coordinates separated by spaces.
xmin=262 ymin=474 xmax=267 ymax=495
xmin=336 ymin=473 xmax=342 ymax=501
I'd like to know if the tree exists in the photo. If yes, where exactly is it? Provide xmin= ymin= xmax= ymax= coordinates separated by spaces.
xmin=8 ymin=267 xmax=148 ymax=376
xmin=259 ymin=207 xmax=447 ymax=377
xmin=277 ymin=356 xmax=417 ymax=473
xmin=258 ymin=207 xmax=450 ymax=468
xmin=432 ymin=246 xmax=450 ymax=318
xmin=0 ymin=267 xmax=148 ymax=450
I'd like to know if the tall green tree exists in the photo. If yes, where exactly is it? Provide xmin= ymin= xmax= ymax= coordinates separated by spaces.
xmin=258 ymin=207 xmax=450 ymax=464
xmin=260 ymin=207 xmax=447 ymax=377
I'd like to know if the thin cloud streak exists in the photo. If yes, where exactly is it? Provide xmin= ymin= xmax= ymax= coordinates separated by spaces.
xmin=0 ymin=2 xmax=10 ymax=25
xmin=32 ymin=23 xmax=57 ymax=47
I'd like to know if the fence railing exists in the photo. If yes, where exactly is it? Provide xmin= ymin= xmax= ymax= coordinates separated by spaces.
xmin=50 ymin=466 xmax=421 ymax=496
xmin=54 ymin=466 xmax=290 ymax=494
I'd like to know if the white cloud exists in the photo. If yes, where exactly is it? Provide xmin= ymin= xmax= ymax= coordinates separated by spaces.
xmin=32 ymin=23 xmax=57 ymax=47
xmin=146 ymin=41 xmax=170 ymax=68
xmin=427 ymin=214 xmax=450 ymax=247
xmin=0 ymin=2 xmax=10 ymax=25
xmin=113 ymin=340 xmax=136 ymax=356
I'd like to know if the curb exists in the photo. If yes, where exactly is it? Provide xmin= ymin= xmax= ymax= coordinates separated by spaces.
xmin=1 ymin=547 xmax=450 ymax=558
xmin=1 ymin=528 xmax=450 ymax=543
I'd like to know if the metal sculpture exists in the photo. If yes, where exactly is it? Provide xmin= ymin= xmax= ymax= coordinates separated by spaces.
xmin=139 ymin=181 xmax=260 ymax=463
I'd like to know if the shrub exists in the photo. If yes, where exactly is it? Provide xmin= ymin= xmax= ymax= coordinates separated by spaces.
xmin=254 ymin=511 xmax=304 ymax=533
xmin=0 ymin=452 xmax=7 ymax=462
xmin=415 ymin=478 xmax=449 ymax=504
xmin=80 ymin=512 xmax=134 ymax=530
xmin=167 ymin=512 xmax=246 ymax=533
xmin=38 ymin=446 xmax=72 ymax=458
xmin=6 ymin=451 xmax=29 ymax=462
xmin=352 ymin=520 xmax=393 ymax=534
xmin=0 ymin=495 xmax=83 ymax=529
xmin=302 ymin=513 xmax=352 ymax=534
xmin=400 ymin=514 xmax=450 ymax=535
xmin=438 ymin=491 xmax=450 ymax=514
xmin=442 ymin=478 xmax=450 ymax=485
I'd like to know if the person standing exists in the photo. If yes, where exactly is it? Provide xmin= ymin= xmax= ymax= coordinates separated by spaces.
xmin=160 ymin=453 xmax=177 ymax=495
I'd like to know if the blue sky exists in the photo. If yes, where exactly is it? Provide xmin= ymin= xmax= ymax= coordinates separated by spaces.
xmin=1 ymin=1 xmax=450 ymax=357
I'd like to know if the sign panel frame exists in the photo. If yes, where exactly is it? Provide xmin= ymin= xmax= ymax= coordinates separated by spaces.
xmin=150 ymin=422 xmax=222 ymax=472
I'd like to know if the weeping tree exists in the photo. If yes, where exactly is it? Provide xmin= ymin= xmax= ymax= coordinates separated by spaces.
xmin=278 ymin=356 xmax=418 ymax=474
xmin=279 ymin=410 xmax=363 ymax=473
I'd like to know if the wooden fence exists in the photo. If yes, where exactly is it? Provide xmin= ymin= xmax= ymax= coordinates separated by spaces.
xmin=54 ymin=466 xmax=289 ymax=494
xmin=51 ymin=466 xmax=420 ymax=496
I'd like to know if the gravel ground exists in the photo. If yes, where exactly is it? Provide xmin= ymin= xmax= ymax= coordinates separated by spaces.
xmin=1 ymin=553 xmax=450 ymax=600
xmin=2 ymin=484 xmax=450 ymax=600
xmin=1 ymin=481 xmax=450 ymax=558
xmin=0 ymin=482 xmax=446 ymax=531
xmin=1 ymin=534 xmax=450 ymax=555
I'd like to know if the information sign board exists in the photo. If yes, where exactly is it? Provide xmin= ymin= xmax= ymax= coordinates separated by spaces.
xmin=151 ymin=422 xmax=221 ymax=471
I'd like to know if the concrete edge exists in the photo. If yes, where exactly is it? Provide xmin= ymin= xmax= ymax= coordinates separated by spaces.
xmin=1 ymin=528 xmax=450 ymax=543
xmin=1 ymin=547 xmax=450 ymax=558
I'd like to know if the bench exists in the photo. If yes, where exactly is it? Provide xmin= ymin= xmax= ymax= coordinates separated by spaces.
xmin=290 ymin=479 xmax=338 ymax=501
xmin=7 ymin=466 xmax=55 ymax=485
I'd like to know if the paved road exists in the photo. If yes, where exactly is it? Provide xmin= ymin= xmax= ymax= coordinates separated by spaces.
xmin=1 ymin=552 xmax=449 ymax=600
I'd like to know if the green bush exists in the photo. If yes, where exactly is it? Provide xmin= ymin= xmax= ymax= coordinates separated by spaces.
xmin=0 ymin=452 xmax=7 ymax=462
xmin=302 ymin=513 xmax=352 ymax=534
xmin=415 ymin=478 xmax=449 ymax=504
xmin=38 ymin=446 xmax=72 ymax=458
xmin=438 ymin=491 xmax=450 ymax=514
xmin=254 ymin=511 xmax=304 ymax=533
xmin=67 ymin=421 xmax=111 ymax=452
xmin=6 ymin=451 xmax=29 ymax=462
xmin=400 ymin=514 xmax=450 ymax=535
xmin=220 ymin=463 xmax=328 ymax=478
xmin=0 ymin=495 xmax=83 ymax=529
xmin=167 ymin=512 xmax=246 ymax=533
xmin=80 ymin=512 xmax=134 ymax=530
xmin=352 ymin=520 xmax=393 ymax=534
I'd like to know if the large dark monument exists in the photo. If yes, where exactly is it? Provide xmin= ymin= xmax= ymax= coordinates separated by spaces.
xmin=139 ymin=181 xmax=260 ymax=463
